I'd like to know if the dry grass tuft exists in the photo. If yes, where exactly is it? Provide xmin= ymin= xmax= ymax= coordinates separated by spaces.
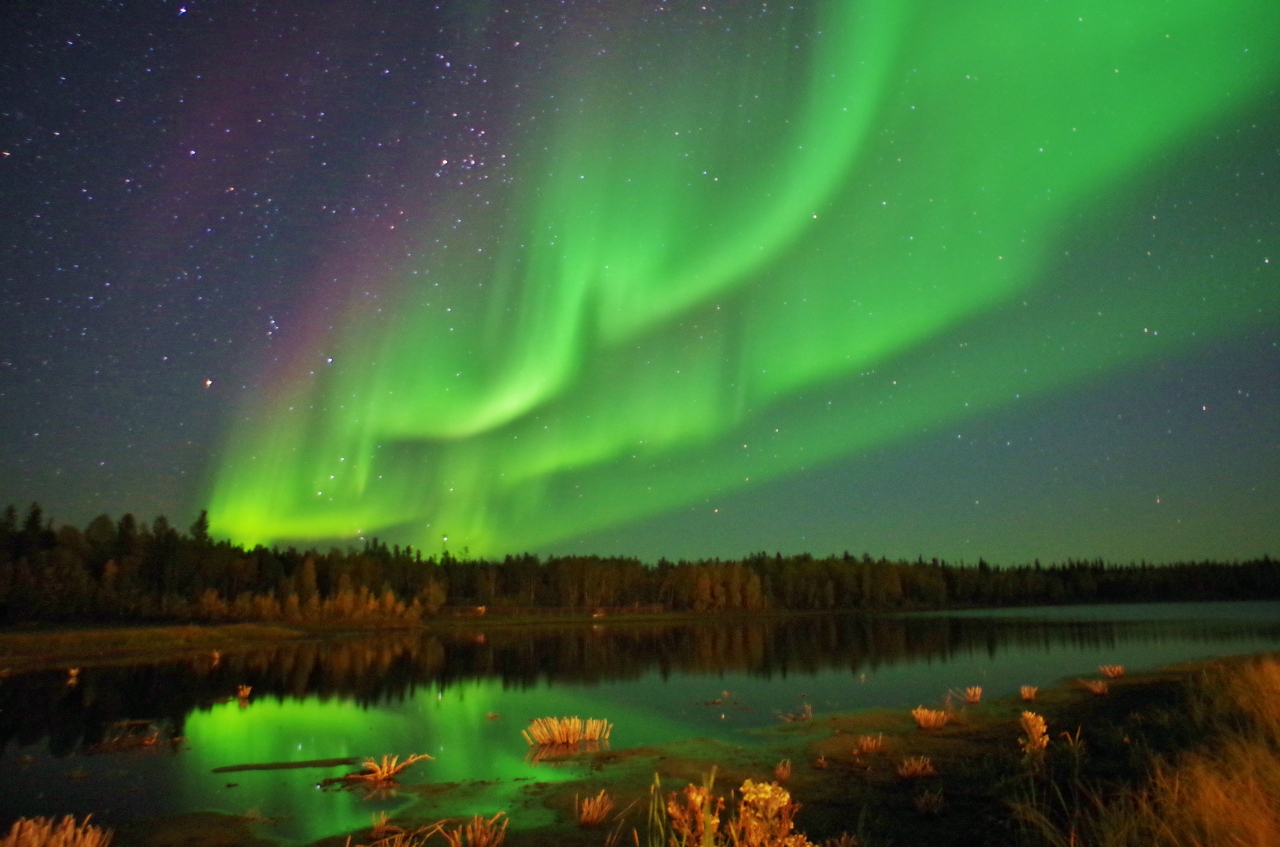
xmin=1018 ymin=711 xmax=1050 ymax=757
xmin=360 ymin=753 xmax=432 ymax=783
xmin=855 ymin=734 xmax=885 ymax=755
xmin=1079 ymin=679 xmax=1109 ymax=695
xmin=1020 ymin=685 xmax=1038 ymax=702
xmin=575 ymin=790 xmax=615 ymax=828
xmin=897 ymin=756 xmax=937 ymax=778
xmin=1144 ymin=737 xmax=1280 ymax=846
xmin=1 ymin=816 xmax=112 ymax=847
xmin=1213 ymin=657 xmax=1280 ymax=743
xmin=820 ymin=835 xmax=860 ymax=847
xmin=812 ymin=755 xmax=828 ymax=770
xmin=911 ymin=706 xmax=949 ymax=729
xmin=774 ymin=759 xmax=791 ymax=782
xmin=912 ymin=788 xmax=945 ymax=815
xmin=436 ymin=813 xmax=508 ymax=847
xmin=1017 ymin=736 xmax=1280 ymax=847
xmin=1099 ymin=664 xmax=1126 ymax=679
xmin=964 ymin=686 xmax=982 ymax=704
xmin=521 ymin=716 xmax=612 ymax=746
xmin=1015 ymin=658 xmax=1280 ymax=847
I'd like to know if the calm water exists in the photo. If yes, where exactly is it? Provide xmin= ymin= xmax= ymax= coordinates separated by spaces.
xmin=2 ymin=602 xmax=1278 ymax=842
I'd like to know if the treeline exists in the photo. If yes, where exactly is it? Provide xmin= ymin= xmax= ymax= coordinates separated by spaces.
xmin=1 ymin=502 xmax=1276 ymax=625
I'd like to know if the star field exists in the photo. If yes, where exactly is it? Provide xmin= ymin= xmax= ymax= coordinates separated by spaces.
xmin=1 ymin=1 xmax=1277 ymax=564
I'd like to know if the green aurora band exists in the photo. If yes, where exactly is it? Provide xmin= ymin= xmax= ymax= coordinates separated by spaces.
xmin=209 ymin=1 xmax=1280 ymax=555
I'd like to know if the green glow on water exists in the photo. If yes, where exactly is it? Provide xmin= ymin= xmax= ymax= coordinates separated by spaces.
xmin=208 ymin=1 xmax=1280 ymax=554
xmin=179 ymin=679 xmax=693 ymax=841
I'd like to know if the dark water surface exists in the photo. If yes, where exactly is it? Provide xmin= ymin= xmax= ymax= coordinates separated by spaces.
xmin=2 ymin=602 xmax=1278 ymax=842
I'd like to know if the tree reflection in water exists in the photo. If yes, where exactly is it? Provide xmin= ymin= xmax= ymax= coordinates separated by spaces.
xmin=2 ymin=610 xmax=1278 ymax=758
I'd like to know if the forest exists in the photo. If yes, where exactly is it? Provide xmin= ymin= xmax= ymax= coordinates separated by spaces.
xmin=1 ymin=502 xmax=1276 ymax=624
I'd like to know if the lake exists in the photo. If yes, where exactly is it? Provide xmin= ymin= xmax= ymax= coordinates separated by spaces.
xmin=2 ymin=601 xmax=1278 ymax=842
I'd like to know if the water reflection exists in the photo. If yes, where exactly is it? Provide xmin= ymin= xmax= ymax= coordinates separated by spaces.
xmin=0 ymin=604 xmax=1277 ymax=842
xmin=3 ymin=607 xmax=1279 ymax=757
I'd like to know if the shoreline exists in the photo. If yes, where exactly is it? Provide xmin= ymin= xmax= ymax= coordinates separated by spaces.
xmin=2 ymin=599 xmax=1276 ymax=672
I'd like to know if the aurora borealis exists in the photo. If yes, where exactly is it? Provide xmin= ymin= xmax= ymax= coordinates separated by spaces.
xmin=2 ymin=1 xmax=1278 ymax=562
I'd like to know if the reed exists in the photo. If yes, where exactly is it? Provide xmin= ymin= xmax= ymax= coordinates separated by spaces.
xmin=1021 ymin=685 xmax=1038 ymax=702
xmin=1014 ymin=659 xmax=1280 ymax=847
xmin=1015 ymin=735 xmax=1280 ymax=846
xmin=964 ymin=686 xmax=982 ymax=704
xmin=911 ymin=706 xmax=949 ymax=729
xmin=774 ymin=759 xmax=791 ymax=782
xmin=1099 ymin=664 xmax=1126 ymax=679
xmin=1079 ymin=679 xmax=1109 ymax=695
xmin=1019 ymin=711 xmax=1049 ymax=757
xmin=521 ymin=716 xmax=613 ymax=746
xmin=437 ymin=813 xmax=508 ymax=847
xmin=855 ymin=734 xmax=885 ymax=755
xmin=0 ymin=816 xmax=112 ymax=847
xmin=576 ymin=790 xmax=615 ymax=828
xmin=1059 ymin=726 xmax=1087 ymax=759
xmin=1211 ymin=657 xmax=1280 ymax=742
xmin=897 ymin=756 xmax=937 ymax=778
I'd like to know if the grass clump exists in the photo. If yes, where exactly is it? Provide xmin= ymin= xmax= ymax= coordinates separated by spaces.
xmin=1078 ymin=679 xmax=1108 ymax=695
xmin=911 ymin=706 xmax=949 ymax=730
xmin=1015 ymin=656 xmax=1280 ymax=847
xmin=575 ymin=790 xmax=615 ymax=828
xmin=912 ymin=788 xmax=945 ymax=815
xmin=1021 ymin=685 xmax=1038 ymax=702
xmin=1 ymin=816 xmax=111 ymax=847
xmin=854 ymin=733 xmax=885 ymax=755
xmin=355 ymin=753 xmax=432 ymax=784
xmin=321 ymin=753 xmax=432 ymax=789
xmin=896 ymin=756 xmax=937 ymax=778
xmin=521 ymin=716 xmax=612 ymax=746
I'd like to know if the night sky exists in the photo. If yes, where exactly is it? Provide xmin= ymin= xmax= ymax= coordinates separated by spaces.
xmin=2 ymin=1 xmax=1277 ymax=564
